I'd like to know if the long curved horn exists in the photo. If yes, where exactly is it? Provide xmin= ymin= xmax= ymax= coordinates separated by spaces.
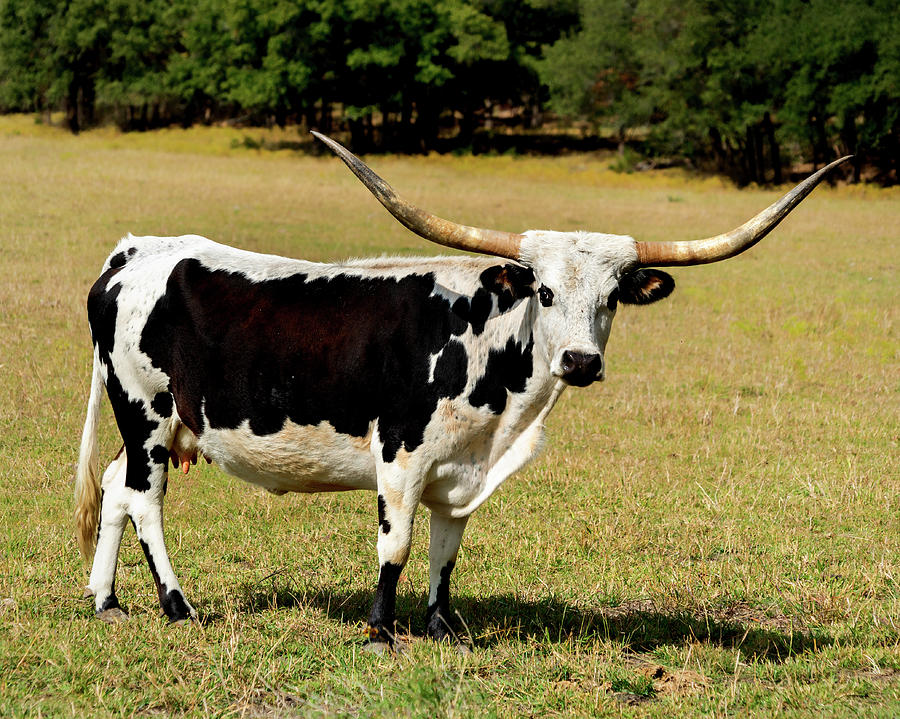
xmin=635 ymin=156 xmax=852 ymax=266
xmin=312 ymin=131 xmax=524 ymax=259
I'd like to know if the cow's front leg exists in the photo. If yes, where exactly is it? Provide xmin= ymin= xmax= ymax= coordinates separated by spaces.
xmin=425 ymin=511 xmax=468 ymax=642
xmin=365 ymin=465 xmax=423 ymax=652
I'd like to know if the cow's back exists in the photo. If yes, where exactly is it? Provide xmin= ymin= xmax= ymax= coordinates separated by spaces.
xmin=87 ymin=237 xmax=531 ymax=497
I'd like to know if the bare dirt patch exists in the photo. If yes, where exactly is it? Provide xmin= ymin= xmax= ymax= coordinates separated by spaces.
xmin=553 ymin=654 xmax=708 ymax=706
xmin=641 ymin=662 xmax=709 ymax=697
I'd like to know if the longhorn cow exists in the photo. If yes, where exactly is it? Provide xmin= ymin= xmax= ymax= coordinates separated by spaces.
xmin=75 ymin=134 xmax=848 ymax=650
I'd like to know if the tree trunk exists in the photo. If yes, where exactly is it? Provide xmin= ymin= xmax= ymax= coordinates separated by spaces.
xmin=745 ymin=126 xmax=758 ymax=184
xmin=401 ymin=94 xmax=415 ymax=152
xmin=762 ymin=112 xmax=782 ymax=184
xmin=380 ymin=103 xmax=392 ymax=150
xmin=304 ymin=104 xmax=317 ymax=133
xmin=753 ymin=123 xmax=766 ymax=183
xmin=840 ymin=110 xmax=860 ymax=183
xmin=321 ymin=101 xmax=332 ymax=134
xmin=415 ymin=99 xmax=439 ymax=153
xmin=810 ymin=112 xmax=828 ymax=170
xmin=458 ymin=98 xmax=477 ymax=147
xmin=65 ymin=78 xmax=81 ymax=134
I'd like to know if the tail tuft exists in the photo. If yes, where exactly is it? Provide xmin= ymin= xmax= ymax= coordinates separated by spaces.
xmin=74 ymin=356 xmax=104 ymax=563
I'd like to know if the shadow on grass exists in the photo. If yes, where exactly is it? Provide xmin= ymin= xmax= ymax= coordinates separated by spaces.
xmin=456 ymin=595 xmax=831 ymax=662
xmin=238 ymin=581 xmax=831 ymax=662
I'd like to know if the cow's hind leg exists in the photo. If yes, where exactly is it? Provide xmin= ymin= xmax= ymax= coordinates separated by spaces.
xmin=87 ymin=431 xmax=196 ymax=624
xmin=129 ymin=496 xmax=195 ymax=623
xmin=91 ymin=383 xmax=196 ymax=623
xmin=123 ymin=417 xmax=196 ymax=623
xmin=87 ymin=447 xmax=129 ymax=622
xmin=425 ymin=511 xmax=468 ymax=644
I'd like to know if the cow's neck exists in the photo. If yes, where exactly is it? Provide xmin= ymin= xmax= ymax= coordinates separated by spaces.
xmin=482 ymin=295 xmax=564 ymax=470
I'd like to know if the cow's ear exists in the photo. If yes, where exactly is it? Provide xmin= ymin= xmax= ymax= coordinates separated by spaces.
xmin=619 ymin=269 xmax=675 ymax=305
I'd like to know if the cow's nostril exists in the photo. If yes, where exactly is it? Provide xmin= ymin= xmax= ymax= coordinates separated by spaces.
xmin=560 ymin=351 xmax=603 ymax=386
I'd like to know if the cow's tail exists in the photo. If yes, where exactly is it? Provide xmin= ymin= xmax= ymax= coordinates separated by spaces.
xmin=74 ymin=353 xmax=104 ymax=564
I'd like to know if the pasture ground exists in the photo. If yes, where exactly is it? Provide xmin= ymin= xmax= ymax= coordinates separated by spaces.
xmin=0 ymin=115 xmax=897 ymax=717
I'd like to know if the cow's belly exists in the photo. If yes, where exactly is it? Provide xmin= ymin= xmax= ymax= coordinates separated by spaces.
xmin=198 ymin=420 xmax=377 ymax=494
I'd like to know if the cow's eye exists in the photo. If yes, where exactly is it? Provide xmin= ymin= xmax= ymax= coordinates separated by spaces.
xmin=538 ymin=284 xmax=554 ymax=307
xmin=606 ymin=288 xmax=619 ymax=312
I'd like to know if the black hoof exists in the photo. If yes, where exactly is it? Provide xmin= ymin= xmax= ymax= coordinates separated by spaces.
xmin=426 ymin=624 xmax=457 ymax=643
xmin=161 ymin=589 xmax=195 ymax=625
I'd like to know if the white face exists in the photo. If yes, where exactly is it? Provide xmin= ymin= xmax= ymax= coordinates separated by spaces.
xmin=519 ymin=231 xmax=642 ymax=387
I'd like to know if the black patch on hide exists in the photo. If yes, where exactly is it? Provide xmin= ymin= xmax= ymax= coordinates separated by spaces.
xmin=138 ymin=261 xmax=518 ymax=464
xmin=468 ymin=337 xmax=534 ymax=414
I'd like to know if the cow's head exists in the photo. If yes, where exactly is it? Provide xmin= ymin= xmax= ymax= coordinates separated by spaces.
xmin=314 ymin=132 xmax=848 ymax=387
xmin=514 ymin=230 xmax=674 ymax=386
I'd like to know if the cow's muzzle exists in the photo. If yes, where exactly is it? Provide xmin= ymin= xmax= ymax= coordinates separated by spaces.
xmin=560 ymin=351 xmax=604 ymax=387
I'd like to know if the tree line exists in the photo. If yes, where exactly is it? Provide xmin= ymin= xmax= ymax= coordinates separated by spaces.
xmin=1 ymin=0 xmax=897 ymax=183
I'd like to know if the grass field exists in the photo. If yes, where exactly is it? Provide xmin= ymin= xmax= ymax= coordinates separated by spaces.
xmin=0 ymin=114 xmax=897 ymax=717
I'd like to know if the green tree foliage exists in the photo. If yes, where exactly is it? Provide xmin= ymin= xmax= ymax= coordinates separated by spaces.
xmin=96 ymin=0 xmax=189 ymax=129
xmin=0 ymin=0 xmax=56 ymax=114
xmin=0 ymin=0 xmax=577 ymax=149
xmin=760 ymin=0 xmax=900 ymax=181
xmin=540 ymin=0 xmax=899 ymax=182
xmin=0 ymin=0 xmax=895 ymax=178
xmin=539 ymin=1 xmax=640 ymax=127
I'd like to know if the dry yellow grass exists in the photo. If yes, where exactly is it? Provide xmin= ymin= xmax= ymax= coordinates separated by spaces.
xmin=0 ymin=114 xmax=897 ymax=717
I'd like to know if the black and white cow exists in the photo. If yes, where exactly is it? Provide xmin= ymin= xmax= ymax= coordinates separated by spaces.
xmin=75 ymin=134 xmax=848 ymax=650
